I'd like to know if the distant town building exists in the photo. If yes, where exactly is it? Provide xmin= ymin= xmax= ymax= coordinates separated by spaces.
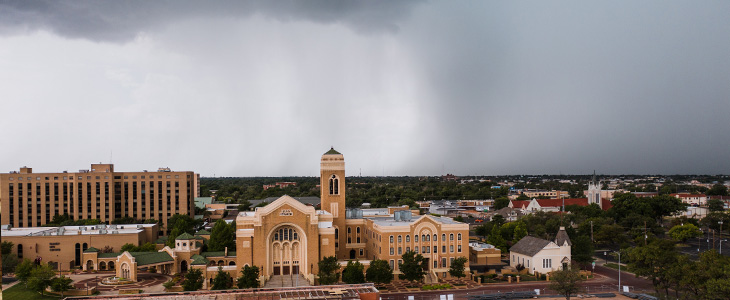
xmin=671 ymin=193 xmax=707 ymax=206
xmin=263 ymin=181 xmax=298 ymax=190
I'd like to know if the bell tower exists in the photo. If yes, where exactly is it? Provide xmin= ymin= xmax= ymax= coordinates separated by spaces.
xmin=587 ymin=170 xmax=602 ymax=209
xmin=321 ymin=147 xmax=347 ymax=258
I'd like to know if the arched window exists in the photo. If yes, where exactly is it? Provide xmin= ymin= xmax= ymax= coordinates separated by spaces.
xmin=415 ymin=235 xmax=419 ymax=242
xmin=272 ymin=226 xmax=299 ymax=241
xmin=335 ymin=228 xmax=339 ymax=239
xmin=442 ymin=234 xmax=446 ymax=241
xmin=329 ymin=175 xmax=339 ymax=195
xmin=347 ymin=227 xmax=351 ymax=234
xmin=356 ymin=227 xmax=360 ymax=234
xmin=390 ymin=235 xmax=394 ymax=243
xmin=433 ymin=234 xmax=437 ymax=241
xmin=450 ymin=233 xmax=454 ymax=241
xmin=398 ymin=235 xmax=402 ymax=243
xmin=458 ymin=233 xmax=462 ymax=240
xmin=406 ymin=235 xmax=410 ymax=242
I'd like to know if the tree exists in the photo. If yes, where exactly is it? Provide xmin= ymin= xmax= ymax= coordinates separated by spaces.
xmin=1 ymin=241 xmax=13 ymax=255
xmin=571 ymin=235 xmax=594 ymax=265
xmin=27 ymin=263 xmax=56 ymax=296
xmin=474 ymin=223 xmax=492 ymax=240
xmin=707 ymin=198 xmax=725 ymax=212
xmin=208 ymin=219 xmax=235 ymax=251
xmin=493 ymin=197 xmax=510 ymax=210
xmin=625 ymin=239 xmax=679 ymax=297
xmin=548 ymin=265 xmax=584 ymax=300
xmin=211 ymin=266 xmax=232 ymax=290
xmin=121 ymin=243 xmax=137 ymax=252
xmin=182 ymin=268 xmax=204 ymax=291
xmin=318 ymin=256 xmax=340 ymax=285
xmin=365 ymin=259 xmax=393 ymax=285
xmin=2 ymin=253 xmax=19 ymax=275
xmin=448 ymin=257 xmax=468 ymax=278
xmin=513 ymin=222 xmax=528 ymax=243
xmin=238 ymin=199 xmax=252 ymax=211
xmin=50 ymin=275 xmax=74 ymax=297
xmin=668 ymin=224 xmax=702 ymax=242
xmin=453 ymin=215 xmax=464 ymax=222
xmin=516 ymin=194 xmax=530 ymax=200
xmin=167 ymin=226 xmax=182 ymax=248
xmin=487 ymin=224 xmax=507 ymax=252
xmin=15 ymin=259 xmax=34 ymax=287
xmin=341 ymin=260 xmax=366 ymax=284
xmin=237 ymin=265 xmax=260 ymax=288
xmin=706 ymin=184 xmax=728 ymax=196
xmin=398 ymin=251 xmax=427 ymax=282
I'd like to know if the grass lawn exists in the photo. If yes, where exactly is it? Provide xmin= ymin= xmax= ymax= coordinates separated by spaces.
xmin=2 ymin=284 xmax=62 ymax=300
xmin=604 ymin=263 xmax=633 ymax=273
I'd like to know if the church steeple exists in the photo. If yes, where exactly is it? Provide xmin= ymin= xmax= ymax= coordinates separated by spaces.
xmin=321 ymin=148 xmax=347 ymax=259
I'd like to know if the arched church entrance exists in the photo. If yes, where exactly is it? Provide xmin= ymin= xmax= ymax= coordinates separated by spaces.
xmin=271 ymin=225 xmax=303 ymax=276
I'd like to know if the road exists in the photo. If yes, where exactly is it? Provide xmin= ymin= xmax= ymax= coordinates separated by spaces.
xmin=380 ymin=261 xmax=654 ymax=300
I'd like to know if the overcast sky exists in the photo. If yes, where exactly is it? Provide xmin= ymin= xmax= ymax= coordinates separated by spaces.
xmin=1 ymin=1 xmax=729 ymax=177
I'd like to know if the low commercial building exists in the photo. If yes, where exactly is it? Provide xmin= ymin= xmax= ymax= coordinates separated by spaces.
xmin=1 ymin=223 xmax=158 ymax=271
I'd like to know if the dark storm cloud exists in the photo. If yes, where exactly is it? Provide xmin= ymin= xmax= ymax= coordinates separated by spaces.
xmin=1 ymin=1 xmax=729 ymax=176
xmin=0 ymin=0 xmax=423 ymax=42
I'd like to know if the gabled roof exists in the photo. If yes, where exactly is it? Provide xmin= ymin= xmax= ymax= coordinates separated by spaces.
xmin=175 ymin=232 xmax=195 ymax=240
xmin=324 ymin=147 xmax=341 ymax=155
xmin=509 ymin=236 xmax=551 ymax=257
xmin=535 ymin=198 xmax=588 ymax=207
xmin=510 ymin=200 xmax=530 ymax=208
xmin=83 ymin=247 xmax=100 ymax=253
xmin=131 ymin=251 xmax=174 ymax=266
xmin=555 ymin=228 xmax=572 ymax=246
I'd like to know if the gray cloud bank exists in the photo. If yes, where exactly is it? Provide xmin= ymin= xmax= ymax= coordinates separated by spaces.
xmin=1 ymin=1 xmax=729 ymax=176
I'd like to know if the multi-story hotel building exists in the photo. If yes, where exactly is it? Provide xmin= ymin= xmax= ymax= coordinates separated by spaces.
xmin=0 ymin=164 xmax=199 ymax=230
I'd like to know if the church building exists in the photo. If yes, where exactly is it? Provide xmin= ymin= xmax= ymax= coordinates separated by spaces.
xmin=90 ymin=148 xmax=470 ymax=288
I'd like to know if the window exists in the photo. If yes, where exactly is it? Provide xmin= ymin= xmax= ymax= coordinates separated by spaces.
xmin=442 ymin=245 xmax=446 ymax=253
xmin=398 ymin=259 xmax=403 ymax=269
xmin=543 ymin=259 xmax=552 ymax=269
xmin=356 ymin=227 xmax=360 ymax=234
xmin=415 ymin=235 xmax=419 ymax=242
xmin=390 ymin=247 xmax=394 ymax=255
xmin=390 ymin=235 xmax=394 ymax=243
xmin=450 ymin=245 xmax=454 ymax=252
xmin=329 ymin=175 xmax=339 ymax=195
xmin=406 ymin=247 xmax=410 ymax=253
xmin=433 ymin=234 xmax=437 ymax=241
xmin=359 ymin=249 xmax=364 ymax=256
xmin=442 ymin=234 xmax=446 ymax=241
xmin=450 ymin=233 xmax=454 ymax=241
xmin=398 ymin=247 xmax=402 ymax=255
xmin=406 ymin=235 xmax=410 ymax=242
xmin=389 ymin=260 xmax=395 ymax=269
xmin=433 ymin=260 xmax=438 ymax=269
xmin=422 ymin=246 xmax=426 ymax=253
xmin=458 ymin=245 xmax=462 ymax=252
xmin=458 ymin=233 xmax=462 ymax=240
xmin=347 ymin=227 xmax=351 ymax=234
xmin=415 ymin=247 xmax=419 ymax=253
xmin=398 ymin=235 xmax=402 ymax=243
xmin=433 ymin=246 xmax=437 ymax=253
xmin=442 ymin=258 xmax=447 ymax=268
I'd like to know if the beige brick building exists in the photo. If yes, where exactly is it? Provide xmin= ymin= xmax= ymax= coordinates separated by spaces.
xmin=4 ymin=149 xmax=470 ymax=288
xmin=0 ymin=164 xmax=199 ymax=230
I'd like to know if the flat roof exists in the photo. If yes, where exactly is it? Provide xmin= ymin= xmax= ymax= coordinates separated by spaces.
xmin=1 ymin=224 xmax=155 ymax=237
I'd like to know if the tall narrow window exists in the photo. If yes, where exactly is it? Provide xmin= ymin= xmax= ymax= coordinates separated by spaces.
xmin=329 ymin=175 xmax=339 ymax=195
